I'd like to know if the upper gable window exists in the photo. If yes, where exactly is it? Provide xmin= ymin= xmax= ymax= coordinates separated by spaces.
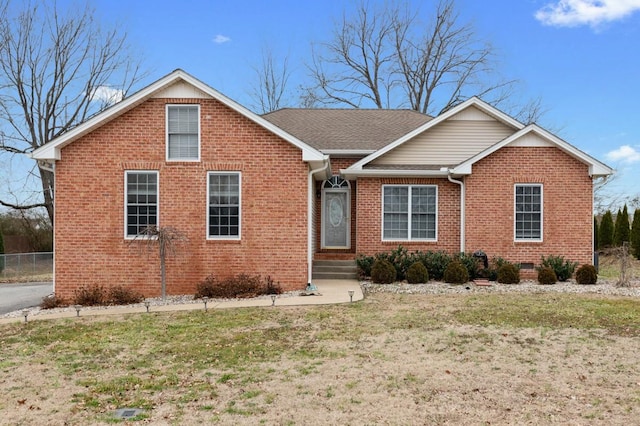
xmin=167 ymin=104 xmax=200 ymax=161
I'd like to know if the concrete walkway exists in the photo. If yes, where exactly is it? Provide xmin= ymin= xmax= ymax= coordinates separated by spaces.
xmin=0 ymin=279 xmax=363 ymax=325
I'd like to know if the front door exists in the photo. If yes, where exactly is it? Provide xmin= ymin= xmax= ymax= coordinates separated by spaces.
xmin=322 ymin=189 xmax=350 ymax=249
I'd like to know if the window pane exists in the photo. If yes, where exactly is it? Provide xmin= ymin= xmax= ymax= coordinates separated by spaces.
xmin=168 ymin=105 xmax=199 ymax=160
xmin=209 ymin=173 xmax=240 ymax=237
xmin=126 ymin=172 xmax=158 ymax=237
xmin=515 ymin=185 xmax=541 ymax=239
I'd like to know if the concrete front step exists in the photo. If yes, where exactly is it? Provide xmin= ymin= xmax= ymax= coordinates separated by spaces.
xmin=312 ymin=259 xmax=358 ymax=280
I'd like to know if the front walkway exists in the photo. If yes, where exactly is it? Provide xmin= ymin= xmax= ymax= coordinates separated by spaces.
xmin=0 ymin=279 xmax=363 ymax=325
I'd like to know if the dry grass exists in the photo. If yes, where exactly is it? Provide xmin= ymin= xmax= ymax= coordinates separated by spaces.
xmin=1 ymin=292 xmax=640 ymax=425
xmin=598 ymin=254 xmax=640 ymax=282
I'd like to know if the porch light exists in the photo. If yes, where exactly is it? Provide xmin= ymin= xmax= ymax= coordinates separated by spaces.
xmin=348 ymin=290 xmax=355 ymax=303
xmin=144 ymin=300 xmax=151 ymax=313
xmin=22 ymin=310 xmax=29 ymax=323
xmin=74 ymin=305 xmax=82 ymax=317
xmin=271 ymin=295 xmax=277 ymax=306
xmin=202 ymin=296 xmax=209 ymax=312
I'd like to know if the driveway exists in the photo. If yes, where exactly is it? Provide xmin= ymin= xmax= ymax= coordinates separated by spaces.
xmin=0 ymin=282 xmax=53 ymax=315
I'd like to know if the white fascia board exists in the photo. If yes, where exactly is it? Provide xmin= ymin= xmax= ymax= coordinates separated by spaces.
xmin=321 ymin=149 xmax=376 ymax=156
xmin=32 ymin=69 xmax=325 ymax=163
xmin=451 ymin=124 xmax=615 ymax=177
xmin=346 ymin=97 xmax=525 ymax=171
xmin=340 ymin=168 xmax=450 ymax=179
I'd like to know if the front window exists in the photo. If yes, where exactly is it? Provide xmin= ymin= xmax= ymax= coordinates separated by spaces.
xmin=208 ymin=172 xmax=241 ymax=239
xmin=383 ymin=185 xmax=437 ymax=241
xmin=167 ymin=104 xmax=200 ymax=161
xmin=515 ymin=184 xmax=542 ymax=241
xmin=125 ymin=171 xmax=158 ymax=237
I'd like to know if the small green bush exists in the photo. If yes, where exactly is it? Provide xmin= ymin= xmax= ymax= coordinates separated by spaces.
xmin=443 ymin=260 xmax=469 ymax=284
xmin=406 ymin=261 xmax=429 ymax=284
xmin=371 ymin=259 xmax=397 ymax=284
xmin=575 ymin=264 xmax=598 ymax=285
xmin=414 ymin=250 xmax=451 ymax=281
xmin=356 ymin=254 xmax=374 ymax=278
xmin=537 ymin=267 xmax=557 ymax=285
xmin=497 ymin=263 xmax=520 ymax=284
xmin=195 ymin=274 xmax=283 ymax=299
xmin=540 ymin=255 xmax=577 ymax=282
xmin=457 ymin=252 xmax=479 ymax=280
xmin=374 ymin=246 xmax=412 ymax=280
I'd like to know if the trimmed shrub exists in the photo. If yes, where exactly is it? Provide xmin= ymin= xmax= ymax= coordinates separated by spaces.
xmin=443 ymin=260 xmax=469 ymax=285
xmin=406 ymin=261 xmax=429 ymax=284
xmin=575 ymin=264 xmax=598 ymax=285
xmin=375 ymin=246 xmax=411 ymax=280
xmin=371 ymin=259 xmax=397 ymax=284
xmin=40 ymin=294 xmax=67 ymax=309
xmin=497 ymin=263 xmax=520 ymax=284
xmin=73 ymin=284 xmax=106 ymax=306
xmin=356 ymin=254 xmax=374 ymax=278
xmin=540 ymin=255 xmax=577 ymax=282
xmin=108 ymin=286 xmax=144 ymax=305
xmin=537 ymin=267 xmax=557 ymax=285
xmin=415 ymin=250 xmax=451 ymax=281
xmin=195 ymin=274 xmax=283 ymax=299
xmin=457 ymin=252 xmax=479 ymax=280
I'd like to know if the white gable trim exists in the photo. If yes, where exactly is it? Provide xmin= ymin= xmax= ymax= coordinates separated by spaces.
xmin=31 ymin=69 xmax=325 ymax=162
xmin=345 ymin=97 xmax=524 ymax=171
xmin=451 ymin=125 xmax=614 ymax=177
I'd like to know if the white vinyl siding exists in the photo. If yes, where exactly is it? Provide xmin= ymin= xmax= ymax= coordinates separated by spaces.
xmin=382 ymin=185 xmax=437 ymax=241
xmin=125 ymin=171 xmax=158 ymax=238
xmin=515 ymin=184 xmax=543 ymax=241
xmin=167 ymin=104 xmax=200 ymax=161
xmin=372 ymin=119 xmax=513 ymax=166
xmin=207 ymin=172 xmax=241 ymax=239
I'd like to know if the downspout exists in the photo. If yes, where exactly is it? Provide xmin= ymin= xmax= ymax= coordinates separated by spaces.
xmin=447 ymin=173 xmax=465 ymax=253
xmin=308 ymin=159 xmax=330 ymax=285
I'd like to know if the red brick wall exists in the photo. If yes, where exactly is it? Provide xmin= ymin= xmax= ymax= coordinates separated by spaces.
xmin=465 ymin=146 xmax=593 ymax=270
xmin=356 ymin=178 xmax=461 ymax=254
xmin=54 ymin=97 xmax=309 ymax=299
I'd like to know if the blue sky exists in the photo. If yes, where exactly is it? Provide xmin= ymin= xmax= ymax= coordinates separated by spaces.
xmin=3 ymin=0 xmax=640 ymax=208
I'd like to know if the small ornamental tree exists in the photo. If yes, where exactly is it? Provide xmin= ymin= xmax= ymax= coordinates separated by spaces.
xmin=614 ymin=205 xmax=630 ymax=246
xmin=631 ymin=208 xmax=640 ymax=260
xmin=598 ymin=210 xmax=614 ymax=249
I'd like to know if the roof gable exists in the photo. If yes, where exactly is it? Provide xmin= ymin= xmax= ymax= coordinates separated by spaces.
xmin=31 ymin=69 xmax=325 ymax=162
xmin=347 ymin=97 xmax=524 ymax=171
xmin=452 ymin=124 xmax=613 ymax=177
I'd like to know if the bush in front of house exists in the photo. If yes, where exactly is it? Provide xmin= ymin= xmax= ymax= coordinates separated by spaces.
xmin=72 ymin=284 xmax=144 ymax=306
xmin=371 ymin=259 xmax=397 ymax=284
xmin=374 ymin=246 xmax=412 ymax=280
xmin=497 ymin=263 xmax=520 ymax=284
xmin=540 ymin=255 xmax=577 ymax=282
xmin=40 ymin=294 xmax=67 ymax=309
xmin=356 ymin=253 xmax=374 ymax=278
xmin=443 ymin=260 xmax=469 ymax=284
xmin=406 ymin=261 xmax=429 ymax=284
xmin=108 ymin=285 xmax=144 ymax=305
xmin=456 ymin=252 xmax=479 ymax=280
xmin=413 ymin=250 xmax=452 ymax=281
xmin=195 ymin=274 xmax=283 ymax=299
xmin=575 ymin=264 xmax=598 ymax=285
xmin=537 ymin=266 xmax=557 ymax=285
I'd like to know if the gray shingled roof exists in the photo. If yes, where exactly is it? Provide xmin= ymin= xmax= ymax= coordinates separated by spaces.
xmin=262 ymin=108 xmax=432 ymax=151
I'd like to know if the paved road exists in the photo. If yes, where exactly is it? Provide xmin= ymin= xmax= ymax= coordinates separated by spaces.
xmin=0 ymin=282 xmax=53 ymax=315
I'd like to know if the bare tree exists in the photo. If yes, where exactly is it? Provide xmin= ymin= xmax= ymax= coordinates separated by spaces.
xmin=134 ymin=226 xmax=187 ymax=302
xmin=306 ymin=0 xmax=519 ymax=116
xmin=249 ymin=47 xmax=292 ymax=113
xmin=0 ymin=0 xmax=146 ymax=223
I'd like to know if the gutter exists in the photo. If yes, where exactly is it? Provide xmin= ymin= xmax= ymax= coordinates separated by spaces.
xmin=446 ymin=172 xmax=465 ymax=253
xmin=308 ymin=158 xmax=330 ymax=285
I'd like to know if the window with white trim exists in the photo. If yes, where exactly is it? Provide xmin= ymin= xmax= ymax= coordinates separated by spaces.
xmin=125 ymin=171 xmax=158 ymax=237
xmin=208 ymin=172 xmax=241 ymax=239
xmin=167 ymin=104 xmax=200 ymax=161
xmin=383 ymin=185 xmax=437 ymax=240
xmin=515 ymin=184 xmax=542 ymax=241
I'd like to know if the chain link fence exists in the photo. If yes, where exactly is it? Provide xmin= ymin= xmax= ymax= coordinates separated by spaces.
xmin=0 ymin=252 xmax=53 ymax=281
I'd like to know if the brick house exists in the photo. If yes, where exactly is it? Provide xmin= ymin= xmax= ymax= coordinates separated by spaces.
xmin=32 ymin=69 xmax=613 ymax=298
